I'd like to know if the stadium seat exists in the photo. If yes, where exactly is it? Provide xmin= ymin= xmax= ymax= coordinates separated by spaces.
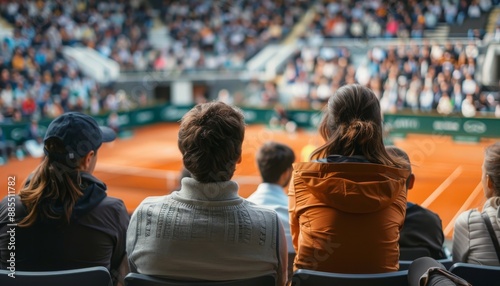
xmin=124 ymin=273 xmax=276 ymax=286
xmin=437 ymin=258 xmax=454 ymax=269
xmin=399 ymin=247 xmax=431 ymax=260
xmin=449 ymin=262 xmax=500 ymax=285
xmin=399 ymin=258 xmax=454 ymax=270
xmin=399 ymin=260 xmax=413 ymax=271
xmin=0 ymin=266 xmax=112 ymax=286
xmin=290 ymin=269 xmax=409 ymax=286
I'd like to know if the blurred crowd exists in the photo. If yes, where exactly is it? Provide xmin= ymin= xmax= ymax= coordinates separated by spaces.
xmin=273 ymin=40 xmax=500 ymax=117
xmin=245 ymin=0 xmax=500 ymax=117
xmin=0 ymin=0 xmax=499 ymax=126
xmin=0 ymin=0 xmax=150 ymax=124
xmin=307 ymin=0 xmax=495 ymax=39
xmin=153 ymin=0 xmax=310 ymax=70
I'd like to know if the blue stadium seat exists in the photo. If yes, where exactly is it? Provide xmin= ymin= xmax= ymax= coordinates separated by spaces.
xmin=0 ymin=266 xmax=112 ymax=286
xmin=400 ymin=258 xmax=454 ymax=270
xmin=437 ymin=258 xmax=454 ymax=269
xmin=399 ymin=260 xmax=413 ymax=271
xmin=399 ymin=247 xmax=431 ymax=260
xmin=291 ymin=269 xmax=409 ymax=286
xmin=124 ymin=273 xmax=276 ymax=286
xmin=449 ymin=262 xmax=500 ymax=285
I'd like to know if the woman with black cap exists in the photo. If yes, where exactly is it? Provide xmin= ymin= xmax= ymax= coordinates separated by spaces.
xmin=0 ymin=112 xmax=129 ymax=286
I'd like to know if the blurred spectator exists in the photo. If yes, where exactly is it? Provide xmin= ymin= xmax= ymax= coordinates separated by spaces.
xmin=261 ymin=81 xmax=279 ymax=108
xmin=452 ymin=82 xmax=464 ymax=112
xmin=495 ymin=23 xmax=500 ymax=42
xmin=217 ymin=89 xmax=233 ymax=105
xmin=107 ymin=111 xmax=120 ymax=134
xmin=437 ymin=93 xmax=453 ymax=115
xmin=23 ymin=119 xmax=44 ymax=158
xmin=468 ymin=0 xmax=482 ymax=18
xmin=462 ymin=94 xmax=477 ymax=117
xmin=0 ymin=127 xmax=15 ymax=161
xmin=269 ymin=104 xmax=297 ymax=133
xmin=20 ymin=94 xmax=37 ymax=120
xmin=444 ymin=0 xmax=458 ymax=24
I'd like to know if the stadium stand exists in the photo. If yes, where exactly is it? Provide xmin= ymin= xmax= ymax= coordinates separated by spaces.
xmin=449 ymin=262 xmax=500 ymax=285
xmin=277 ymin=40 xmax=490 ymax=114
xmin=1 ymin=0 xmax=499 ymax=125
xmin=0 ymin=0 xmax=150 ymax=124
xmin=1 ymin=1 xmax=500 ymax=285
xmin=154 ymin=0 xmax=311 ymax=70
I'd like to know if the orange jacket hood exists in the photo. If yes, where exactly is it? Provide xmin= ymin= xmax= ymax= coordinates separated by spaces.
xmin=292 ymin=161 xmax=410 ymax=214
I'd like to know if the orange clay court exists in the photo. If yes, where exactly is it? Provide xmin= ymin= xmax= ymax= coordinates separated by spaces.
xmin=1 ymin=123 xmax=496 ymax=239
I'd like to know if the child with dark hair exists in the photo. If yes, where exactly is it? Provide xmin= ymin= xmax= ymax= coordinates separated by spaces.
xmin=248 ymin=141 xmax=296 ymax=251
xmin=386 ymin=146 xmax=446 ymax=260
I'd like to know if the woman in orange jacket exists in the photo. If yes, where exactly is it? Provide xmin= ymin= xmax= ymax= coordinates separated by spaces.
xmin=289 ymin=84 xmax=410 ymax=274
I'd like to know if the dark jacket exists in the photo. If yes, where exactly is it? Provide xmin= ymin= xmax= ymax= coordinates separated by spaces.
xmin=0 ymin=172 xmax=129 ymax=279
xmin=400 ymin=202 xmax=445 ymax=259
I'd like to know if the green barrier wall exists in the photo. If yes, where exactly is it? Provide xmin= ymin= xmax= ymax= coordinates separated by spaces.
xmin=1 ymin=105 xmax=499 ymax=145
xmin=383 ymin=113 xmax=500 ymax=142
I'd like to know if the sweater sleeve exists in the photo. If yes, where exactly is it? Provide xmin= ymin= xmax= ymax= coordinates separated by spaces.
xmin=276 ymin=217 xmax=288 ymax=286
xmin=126 ymin=204 xmax=140 ymax=272
xmin=452 ymin=210 xmax=473 ymax=263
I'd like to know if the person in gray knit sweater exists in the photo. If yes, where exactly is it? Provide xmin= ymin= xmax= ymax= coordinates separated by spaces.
xmin=126 ymin=101 xmax=288 ymax=285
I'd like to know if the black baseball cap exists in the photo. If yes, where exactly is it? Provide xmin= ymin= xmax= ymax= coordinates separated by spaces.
xmin=44 ymin=112 xmax=116 ymax=161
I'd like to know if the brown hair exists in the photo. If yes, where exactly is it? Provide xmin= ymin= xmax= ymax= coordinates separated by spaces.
xmin=484 ymin=142 xmax=500 ymax=196
xmin=19 ymin=138 xmax=84 ymax=227
xmin=257 ymin=141 xmax=295 ymax=184
xmin=310 ymin=84 xmax=405 ymax=168
xmin=178 ymin=101 xmax=245 ymax=183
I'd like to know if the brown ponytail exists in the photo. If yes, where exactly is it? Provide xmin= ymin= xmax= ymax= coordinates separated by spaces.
xmin=310 ymin=84 xmax=406 ymax=168
xmin=19 ymin=138 xmax=83 ymax=227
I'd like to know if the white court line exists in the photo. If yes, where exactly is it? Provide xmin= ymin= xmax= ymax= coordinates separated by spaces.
xmin=420 ymin=166 xmax=463 ymax=208
xmin=96 ymin=163 xmax=180 ymax=190
xmin=443 ymin=181 xmax=483 ymax=237
xmin=96 ymin=163 xmax=176 ymax=178
xmin=234 ymin=176 xmax=263 ymax=184
xmin=96 ymin=163 xmax=261 ymax=184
